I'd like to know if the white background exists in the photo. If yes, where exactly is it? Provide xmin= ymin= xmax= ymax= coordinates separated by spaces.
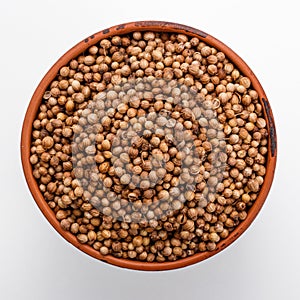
xmin=0 ymin=0 xmax=299 ymax=299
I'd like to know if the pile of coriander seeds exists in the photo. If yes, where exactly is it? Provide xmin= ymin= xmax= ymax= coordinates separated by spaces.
xmin=30 ymin=31 xmax=268 ymax=262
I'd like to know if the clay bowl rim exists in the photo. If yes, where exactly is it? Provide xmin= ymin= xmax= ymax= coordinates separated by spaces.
xmin=21 ymin=21 xmax=277 ymax=271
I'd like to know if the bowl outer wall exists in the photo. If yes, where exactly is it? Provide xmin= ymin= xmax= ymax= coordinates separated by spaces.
xmin=21 ymin=21 xmax=277 ymax=271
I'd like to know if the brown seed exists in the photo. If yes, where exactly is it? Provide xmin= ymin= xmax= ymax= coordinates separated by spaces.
xmin=42 ymin=136 xmax=54 ymax=149
xmin=247 ymin=179 xmax=260 ymax=192
xmin=201 ymin=46 xmax=212 ymax=57
xmin=112 ymin=51 xmax=124 ymax=62
xmin=158 ymin=190 xmax=169 ymax=201
xmin=60 ymin=66 xmax=70 ymax=77
xmin=140 ymin=180 xmax=150 ymax=190
xmin=182 ymin=220 xmax=194 ymax=232
xmin=240 ymin=77 xmax=251 ymax=88
xmin=257 ymin=118 xmax=266 ymax=129
xmin=65 ymin=100 xmax=75 ymax=112
xmin=102 ymin=139 xmax=111 ymax=150
xmin=229 ymin=134 xmax=239 ymax=144
xmin=77 ymin=234 xmax=88 ymax=244
xmin=120 ymin=174 xmax=131 ymax=185
xmin=142 ymin=160 xmax=152 ymax=171
xmin=100 ymin=246 xmax=109 ymax=255
xmin=187 ymin=208 xmax=198 ymax=220
xmin=132 ymin=236 xmax=143 ymax=247
xmin=152 ymin=50 xmax=163 ymax=61
xmin=84 ymin=55 xmax=95 ymax=66
xmin=162 ymin=246 xmax=172 ymax=257
xmin=129 ymin=147 xmax=139 ymax=158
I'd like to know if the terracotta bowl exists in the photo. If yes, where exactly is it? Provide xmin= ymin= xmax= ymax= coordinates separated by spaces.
xmin=21 ymin=21 xmax=277 ymax=271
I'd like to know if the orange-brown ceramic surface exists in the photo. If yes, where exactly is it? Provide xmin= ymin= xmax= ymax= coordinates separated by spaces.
xmin=21 ymin=21 xmax=277 ymax=271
